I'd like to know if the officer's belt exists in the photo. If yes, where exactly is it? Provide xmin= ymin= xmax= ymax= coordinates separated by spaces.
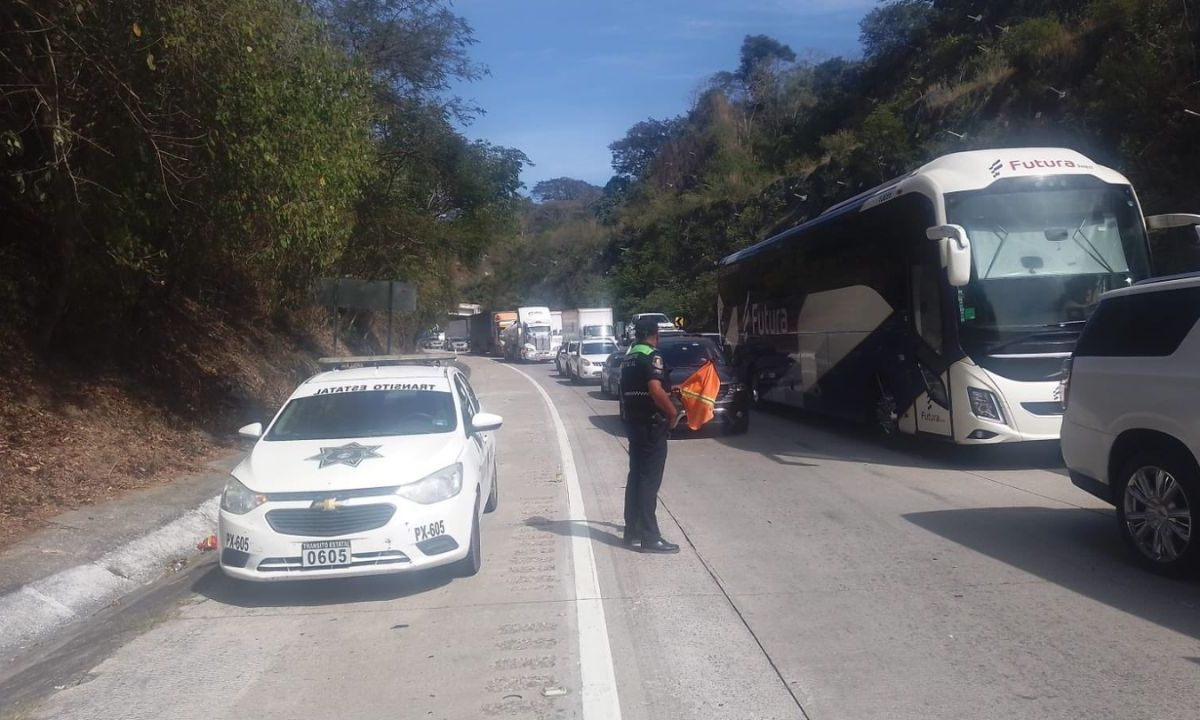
xmin=622 ymin=391 xmax=650 ymax=397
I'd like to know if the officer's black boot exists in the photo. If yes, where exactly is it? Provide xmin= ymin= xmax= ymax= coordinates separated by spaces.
xmin=639 ymin=537 xmax=680 ymax=554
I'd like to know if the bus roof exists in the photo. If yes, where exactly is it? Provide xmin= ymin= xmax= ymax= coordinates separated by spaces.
xmin=720 ymin=148 xmax=1132 ymax=268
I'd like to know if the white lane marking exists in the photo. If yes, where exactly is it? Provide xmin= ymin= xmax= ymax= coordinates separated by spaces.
xmin=500 ymin=362 xmax=623 ymax=720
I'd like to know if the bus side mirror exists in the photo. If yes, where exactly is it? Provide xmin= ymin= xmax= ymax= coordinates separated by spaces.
xmin=927 ymin=224 xmax=972 ymax=287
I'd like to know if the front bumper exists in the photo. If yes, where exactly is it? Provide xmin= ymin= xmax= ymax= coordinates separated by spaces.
xmin=576 ymin=364 xmax=603 ymax=380
xmin=671 ymin=390 xmax=750 ymax=428
xmin=218 ymin=487 xmax=475 ymax=582
xmin=522 ymin=349 xmax=556 ymax=362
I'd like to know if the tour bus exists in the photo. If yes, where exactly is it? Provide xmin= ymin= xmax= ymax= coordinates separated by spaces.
xmin=718 ymin=148 xmax=1200 ymax=444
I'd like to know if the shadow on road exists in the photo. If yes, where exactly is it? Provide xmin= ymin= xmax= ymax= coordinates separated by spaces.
xmin=715 ymin=403 xmax=1067 ymax=473
xmin=586 ymin=414 xmax=726 ymax=442
xmin=904 ymin=506 xmax=1200 ymax=639
xmin=191 ymin=563 xmax=455 ymax=608
xmin=524 ymin=515 xmax=631 ymax=550
xmin=586 ymin=390 xmax=614 ymax=402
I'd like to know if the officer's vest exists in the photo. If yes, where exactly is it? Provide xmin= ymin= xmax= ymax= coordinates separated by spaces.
xmin=620 ymin=344 xmax=663 ymax=423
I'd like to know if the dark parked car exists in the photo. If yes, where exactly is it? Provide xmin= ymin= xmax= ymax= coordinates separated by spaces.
xmin=600 ymin=350 xmax=624 ymax=397
xmin=618 ymin=334 xmax=750 ymax=434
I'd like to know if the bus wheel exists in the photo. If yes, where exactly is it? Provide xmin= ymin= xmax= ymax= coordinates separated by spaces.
xmin=875 ymin=391 xmax=899 ymax=435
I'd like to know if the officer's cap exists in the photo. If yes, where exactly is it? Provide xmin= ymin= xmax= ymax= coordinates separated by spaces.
xmin=634 ymin=317 xmax=660 ymax=340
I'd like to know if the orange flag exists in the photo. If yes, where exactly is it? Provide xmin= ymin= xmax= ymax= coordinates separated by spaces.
xmin=678 ymin=360 xmax=721 ymax=430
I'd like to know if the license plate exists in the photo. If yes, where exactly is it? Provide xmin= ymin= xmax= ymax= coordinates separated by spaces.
xmin=300 ymin=540 xmax=351 ymax=568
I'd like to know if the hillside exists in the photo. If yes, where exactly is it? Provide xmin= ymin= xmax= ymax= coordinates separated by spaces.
xmin=487 ymin=0 xmax=1200 ymax=327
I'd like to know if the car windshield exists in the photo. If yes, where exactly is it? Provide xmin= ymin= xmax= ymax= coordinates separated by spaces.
xmin=659 ymin=339 xmax=724 ymax=367
xmin=265 ymin=389 xmax=457 ymax=440
xmin=642 ymin=314 xmax=671 ymax=324
xmin=582 ymin=342 xmax=617 ymax=355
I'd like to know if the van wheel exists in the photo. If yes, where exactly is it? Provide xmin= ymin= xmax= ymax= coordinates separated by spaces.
xmin=454 ymin=498 xmax=483 ymax=577
xmin=1116 ymin=449 xmax=1200 ymax=577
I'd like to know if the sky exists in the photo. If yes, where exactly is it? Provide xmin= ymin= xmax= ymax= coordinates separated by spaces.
xmin=449 ymin=0 xmax=876 ymax=190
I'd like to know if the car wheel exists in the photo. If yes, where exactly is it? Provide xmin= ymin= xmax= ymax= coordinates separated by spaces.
xmin=1116 ymin=449 xmax=1200 ymax=577
xmin=875 ymin=389 xmax=899 ymax=436
xmin=484 ymin=460 xmax=499 ymax=513
xmin=725 ymin=414 xmax=750 ymax=435
xmin=454 ymin=497 xmax=483 ymax=577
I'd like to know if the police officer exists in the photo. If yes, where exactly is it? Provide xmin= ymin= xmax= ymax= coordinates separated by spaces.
xmin=619 ymin=317 xmax=681 ymax=554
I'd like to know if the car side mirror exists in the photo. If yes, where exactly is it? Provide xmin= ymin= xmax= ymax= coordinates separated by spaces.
xmin=470 ymin=412 xmax=503 ymax=434
xmin=927 ymin=224 xmax=972 ymax=287
xmin=238 ymin=422 xmax=263 ymax=448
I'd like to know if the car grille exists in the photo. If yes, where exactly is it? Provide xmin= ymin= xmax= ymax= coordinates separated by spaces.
xmin=265 ymin=503 xmax=396 ymax=537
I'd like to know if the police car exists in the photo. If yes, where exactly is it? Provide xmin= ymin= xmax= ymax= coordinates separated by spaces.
xmin=218 ymin=355 xmax=502 ymax=582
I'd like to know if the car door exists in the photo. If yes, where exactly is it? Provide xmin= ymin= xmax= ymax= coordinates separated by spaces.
xmin=453 ymin=374 xmax=489 ymax=503
xmin=567 ymin=341 xmax=579 ymax=374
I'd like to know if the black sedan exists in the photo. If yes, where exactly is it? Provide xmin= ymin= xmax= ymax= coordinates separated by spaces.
xmin=618 ymin=334 xmax=750 ymax=434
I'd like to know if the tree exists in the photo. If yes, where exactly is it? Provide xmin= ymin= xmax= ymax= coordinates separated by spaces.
xmin=609 ymin=118 xmax=682 ymax=180
xmin=531 ymin=177 xmax=601 ymax=204
xmin=860 ymin=0 xmax=933 ymax=62
xmin=737 ymin=34 xmax=796 ymax=82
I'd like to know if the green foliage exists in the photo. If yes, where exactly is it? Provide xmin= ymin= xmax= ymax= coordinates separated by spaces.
xmin=531 ymin=0 xmax=1200 ymax=328
xmin=860 ymin=0 xmax=934 ymax=61
xmin=0 ymin=0 xmax=527 ymax=357
xmin=1000 ymin=17 xmax=1071 ymax=71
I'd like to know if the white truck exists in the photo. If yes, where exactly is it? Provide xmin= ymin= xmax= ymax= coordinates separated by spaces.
xmin=502 ymin=306 xmax=555 ymax=362
xmin=561 ymin=308 xmax=615 ymax=341
xmin=550 ymin=311 xmax=564 ymax=355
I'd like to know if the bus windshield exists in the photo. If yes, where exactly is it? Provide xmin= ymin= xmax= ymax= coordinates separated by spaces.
xmin=947 ymin=182 xmax=1150 ymax=332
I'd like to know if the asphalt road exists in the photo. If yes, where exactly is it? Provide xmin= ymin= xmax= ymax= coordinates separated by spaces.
xmin=5 ymin=356 xmax=1200 ymax=720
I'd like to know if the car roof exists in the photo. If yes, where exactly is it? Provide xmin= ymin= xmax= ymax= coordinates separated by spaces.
xmin=1104 ymin=272 xmax=1200 ymax=300
xmin=292 ymin=365 xmax=455 ymax=399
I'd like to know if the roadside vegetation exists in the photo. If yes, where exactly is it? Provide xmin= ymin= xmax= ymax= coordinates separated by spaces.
xmin=0 ymin=0 xmax=525 ymax=540
xmin=486 ymin=0 xmax=1200 ymax=327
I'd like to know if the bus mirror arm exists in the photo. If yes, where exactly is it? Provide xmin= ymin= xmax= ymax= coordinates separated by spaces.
xmin=1146 ymin=214 xmax=1200 ymax=232
xmin=927 ymin=224 xmax=972 ymax=288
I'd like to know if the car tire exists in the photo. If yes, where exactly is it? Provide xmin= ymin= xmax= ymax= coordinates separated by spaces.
xmin=484 ymin=460 xmax=499 ymax=513
xmin=454 ymin=497 xmax=483 ymax=577
xmin=1115 ymin=449 xmax=1200 ymax=577
xmin=725 ymin=414 xmax=750 ymax=435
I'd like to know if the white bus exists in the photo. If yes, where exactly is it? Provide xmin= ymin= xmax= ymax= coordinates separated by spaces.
xmin=718 ymin=148 xmax=1200 ymax=443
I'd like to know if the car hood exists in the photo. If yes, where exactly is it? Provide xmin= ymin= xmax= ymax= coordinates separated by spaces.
xmin=666 ymin=363 xmax=734 ymax=385
xmin=233 ymin=432 xmax=464 ymax=493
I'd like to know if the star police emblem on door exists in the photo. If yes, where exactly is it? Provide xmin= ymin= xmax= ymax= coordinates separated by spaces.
xmin=306 ymin=442 xmax=383 ymax=469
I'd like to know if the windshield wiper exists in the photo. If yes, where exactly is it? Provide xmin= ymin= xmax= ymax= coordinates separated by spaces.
xmin=981 ymin=223 xmax=1010 ymax=279
xmin=1071 ymin=218 xmax=1115 ymax=273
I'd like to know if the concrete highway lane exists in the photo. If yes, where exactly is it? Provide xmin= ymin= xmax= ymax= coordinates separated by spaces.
xmin=6 ymin=355 xmax=1200 ymax=719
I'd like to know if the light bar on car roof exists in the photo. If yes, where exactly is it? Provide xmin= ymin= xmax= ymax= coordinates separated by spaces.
xmin=316 ymin=353 xmax=463 ymax=370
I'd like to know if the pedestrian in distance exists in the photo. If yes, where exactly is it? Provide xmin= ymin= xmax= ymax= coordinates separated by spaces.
xmin=618 ymin=317 xmax=681 ymax=554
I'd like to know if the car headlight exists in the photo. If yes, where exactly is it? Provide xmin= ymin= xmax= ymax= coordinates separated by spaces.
xmin=967 ymin=387 xmax=1004 ymax=423
xmin=582 ymin=359 xmax=592 ymax=367
xmin=396 ymin=463 xmax=463 ymax=504
xmin=221 ymin=477 xmax=266 ymax=514
xmin=725 ymin=382 xmax=746 ymax=393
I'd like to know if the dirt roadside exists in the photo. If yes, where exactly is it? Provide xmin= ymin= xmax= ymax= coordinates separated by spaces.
xmin=0 ymin=302 xmax=373 ymax=549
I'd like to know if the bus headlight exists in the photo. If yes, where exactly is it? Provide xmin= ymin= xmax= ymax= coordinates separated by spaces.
xmin=967 ymin=387 xmax=1004 ymax=423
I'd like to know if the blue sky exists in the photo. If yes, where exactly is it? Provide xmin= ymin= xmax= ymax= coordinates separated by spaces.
xmin=450 ymin=0 xmax=876 ymax=190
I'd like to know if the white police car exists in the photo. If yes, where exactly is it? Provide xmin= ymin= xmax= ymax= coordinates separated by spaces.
xmin=219 ymin=355 xmax=502 ymax=581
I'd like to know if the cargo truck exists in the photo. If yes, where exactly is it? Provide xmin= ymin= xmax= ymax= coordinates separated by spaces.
xmin=560 ymin=308 xmax=615 ymax=341
xmin=491 ymin=310 xmax=518 ymax=356
xmin=502 ymin=306 xmax=555 ymax=362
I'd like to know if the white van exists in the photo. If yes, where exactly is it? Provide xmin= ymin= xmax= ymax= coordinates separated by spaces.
xmin=1061 ymin=272 xmax=1200 ymax=575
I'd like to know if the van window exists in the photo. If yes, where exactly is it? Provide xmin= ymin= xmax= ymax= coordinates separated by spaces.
xmin=1074 ymin=287 xmax=1200 ymax=357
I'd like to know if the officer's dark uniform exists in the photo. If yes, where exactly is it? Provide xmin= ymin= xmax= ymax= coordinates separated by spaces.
xmin=619 ymin=340 xmax=671 ymax=545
